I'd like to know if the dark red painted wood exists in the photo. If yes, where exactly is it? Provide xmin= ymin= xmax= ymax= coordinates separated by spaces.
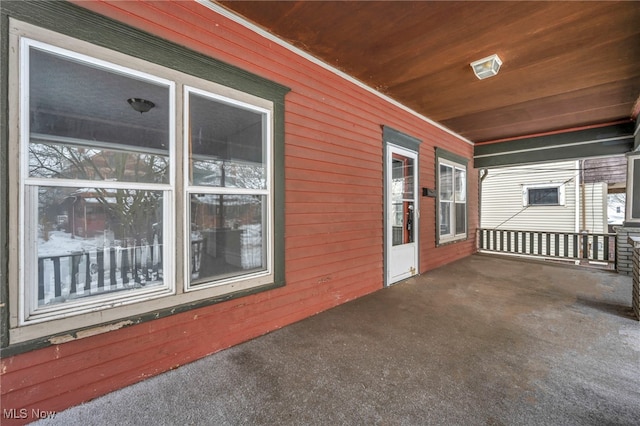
xmin=1 ymin=1 xmax=477 ymax=421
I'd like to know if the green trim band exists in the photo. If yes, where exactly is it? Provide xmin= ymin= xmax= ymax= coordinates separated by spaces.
xmin=383 ymin=125 xmax=422 ymax=151
xmin=474 ymin=122 xmax=634 ymax=168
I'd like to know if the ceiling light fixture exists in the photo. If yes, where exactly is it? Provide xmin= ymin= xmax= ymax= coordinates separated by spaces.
xmin=127 ymin=98 xmax=155 ymax=113
xmin=470 ymin=54 xmax=502 ymax=80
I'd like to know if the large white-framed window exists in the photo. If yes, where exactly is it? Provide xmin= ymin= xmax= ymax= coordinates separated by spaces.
xmin=19 ymin=37 xmax=176 ymax=324
xmin=437 ymin=153 xmax=467 ymax=244
xmin=522 ymin=183 xmax=565 ymax=206
xmin=8 ymin=20 xmax=280 ymax=341
xmin=184 ymin=86 xmax=273 ymax=291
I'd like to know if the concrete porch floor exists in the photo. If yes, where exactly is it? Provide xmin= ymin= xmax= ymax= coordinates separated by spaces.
xmin=39 ymin=254 xmax=640 ymax=425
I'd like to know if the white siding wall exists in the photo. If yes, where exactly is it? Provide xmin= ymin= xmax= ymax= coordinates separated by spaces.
xmin=481 ymin=161 xmax=579 ymax=232
xmin=583 ymin=182 xmax=607 ymax=234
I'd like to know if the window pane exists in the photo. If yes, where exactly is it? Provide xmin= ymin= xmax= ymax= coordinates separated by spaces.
xmin=392 ymin=156 xmax=414 ymax=200
xmin=455 ymin=168 xmax=466 ymax=202
xmin=35 ymin=186 xmax=165 ymax=307
xmin=455 ymin=202 xmax=466 ymax=234
xmin=29 ymin=47 xmax=170 ymax=183
xmin=528 ymin=188 xmax=559 ymax=205
xmin=190 ymin=194 xmax=266 ymax=284
xmin=440 ymin=202 xmax=451 ymax=235
xmin=189 ymin=92 xmax=266 ymax=189
xmin=439 ymin=164 xmax=453 ymax=201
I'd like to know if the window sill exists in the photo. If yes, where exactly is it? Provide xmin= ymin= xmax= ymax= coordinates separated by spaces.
xmin=437 ymin=235 xmax=468 ymax=247
xmin=3 ymin=279 xmax=284 ymax=357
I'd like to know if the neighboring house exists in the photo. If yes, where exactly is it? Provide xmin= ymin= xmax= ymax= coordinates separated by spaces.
xmin=1 ymin=2 xmax=477 ymax=418
xmin=481 ymin=160 xmax=610 ymax=261
xmin=481 ymin=160 xmax=608 ymax=234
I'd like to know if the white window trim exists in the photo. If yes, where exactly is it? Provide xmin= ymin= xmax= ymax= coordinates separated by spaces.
xmin=8 ymin=20 xmax=277 ymax=343
xmin=522 ymin=183 xmax=566 ymax=207
xmin=438 ymin=157 xmax=467 ymax=243
xmin=18 ymin=36 xmax=177 ymax=326
xmin=182 ymin=85 xmax=274 ymax=292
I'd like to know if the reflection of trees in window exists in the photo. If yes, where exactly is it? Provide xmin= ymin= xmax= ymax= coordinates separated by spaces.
xmin=29 ymin=141 xmax=168 ymax=183
xmin=30 ymin=142 xmax=166 ymax=241
xmin=191 ymin=158 xmax=265 ymax=189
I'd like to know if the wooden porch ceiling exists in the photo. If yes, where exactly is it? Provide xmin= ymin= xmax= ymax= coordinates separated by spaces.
xmin=217 ymin=1 xmax=640 ymax=144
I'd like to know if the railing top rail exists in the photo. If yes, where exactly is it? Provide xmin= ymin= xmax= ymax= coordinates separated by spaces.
xmin=478 ymin=228 xmax=616 ymax=238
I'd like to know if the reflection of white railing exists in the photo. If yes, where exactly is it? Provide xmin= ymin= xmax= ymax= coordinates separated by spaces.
xmin=478 ymin=228 xmax=617 ymax=268
xmin=37 ymin=239 xmax=199 ymax=306
xmin=38 ymin=241 xmax=164 ymax=305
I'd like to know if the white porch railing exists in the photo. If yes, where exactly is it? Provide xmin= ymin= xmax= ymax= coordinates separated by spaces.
xmin=477 ymin=228 xmax=617 ymax=269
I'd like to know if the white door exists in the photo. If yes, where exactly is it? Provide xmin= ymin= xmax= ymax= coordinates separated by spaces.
xmin=386 ymin=145 xmax=419 ymax=285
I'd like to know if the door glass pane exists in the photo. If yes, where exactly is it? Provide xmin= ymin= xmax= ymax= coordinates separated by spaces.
xmin=190 ymin=194 xmax=266 ymax=284
xmin=391 ymin=155 xmax=414 ymax=246
xmin=28 ymin=47 xmax=171 ymax=183
xmin=35 ymin=185 xmax=165 ymax=307
xmin=189 ymin=92 xmax=266 ymax=189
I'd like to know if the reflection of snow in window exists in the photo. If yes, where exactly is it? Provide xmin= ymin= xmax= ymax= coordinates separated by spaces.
xmin=16 ymin=28 xmax=277 ymax=328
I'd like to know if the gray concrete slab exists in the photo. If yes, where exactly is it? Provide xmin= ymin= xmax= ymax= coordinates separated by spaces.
xmin=37 ymin=255 xmax=640 ymax=425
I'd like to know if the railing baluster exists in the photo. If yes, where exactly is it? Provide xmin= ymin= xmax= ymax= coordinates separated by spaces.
xmin=582 ymin=233 xmax=589 ymax=260
xmin=529 ymin=232 xmax=533 ymax=254
xmin=121 ymin=247 xmax=129 ymax=285
xmin=554 ymin=233 xmax=559 ymax=257
xmin=537 ymin=233 xmax=542 ymax=255
xmin=507 ymin=231 xmax=512 ymax=252
xmin=573 ymin=234 xmax=579 ymax=258
xmin=593 ymin=235 xmax=599 ymax=260
xmin=604 ymin=235 xmax=610 ymax=261
xmin=110 ymin=247 xmax=117 ymax=288
xmin=85 ymin=252 xmax=92 ymax=290
xmin=97 ymin=249 xmax=104 ymax=288
xmin=53 ymin=257 xmax=62 ymax=298
xmin=70 ymin=253 xmax=80 ymax=296
xmin=546 ymin=233 xmax=551 ymax=256
xmin=133 ymin=244 xmax=140 ymax=284
xmin=492 ymin=230 xmax=497 ymax=251
xmin=142 ymin=244 xmax=153 ymax=281
xmin=564 ymin=234 xmax=569 ymax=258
xmin=38 ymin=258 xmax=45 ymax=302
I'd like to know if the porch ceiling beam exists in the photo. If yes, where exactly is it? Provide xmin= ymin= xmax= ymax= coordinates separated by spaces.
xmin=474 ymin=121 xmax=635 ymax=168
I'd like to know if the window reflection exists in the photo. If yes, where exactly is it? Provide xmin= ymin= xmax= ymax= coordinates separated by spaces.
xmin=190 ymin=194 xmax=266 ymax=283
xmin=36 ymin=186 xmax=164 ymax=307
xmin=189 ymin=92 xmax=266 ymax=188
xmin=29 ymin=48 xmax=171 ymax=183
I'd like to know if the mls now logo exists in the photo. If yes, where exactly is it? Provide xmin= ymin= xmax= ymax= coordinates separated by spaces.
xmin=3 ymin=408 xmax=57 ymax=420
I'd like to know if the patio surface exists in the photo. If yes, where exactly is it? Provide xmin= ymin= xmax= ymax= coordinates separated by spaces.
xmin=38 ymin=254 xmax=640 ymax=425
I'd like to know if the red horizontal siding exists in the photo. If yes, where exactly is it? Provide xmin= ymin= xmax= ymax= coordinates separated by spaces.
xmin=1 ymin=1 xmax=477 ymax=423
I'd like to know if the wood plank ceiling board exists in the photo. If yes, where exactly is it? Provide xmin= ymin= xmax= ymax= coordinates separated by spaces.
xmin=217 ymin=1 xmax=640 ymax=143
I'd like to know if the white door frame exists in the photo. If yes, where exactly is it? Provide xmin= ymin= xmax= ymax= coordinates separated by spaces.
xmin=385 ymin=143 xmax=419 ymax=285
